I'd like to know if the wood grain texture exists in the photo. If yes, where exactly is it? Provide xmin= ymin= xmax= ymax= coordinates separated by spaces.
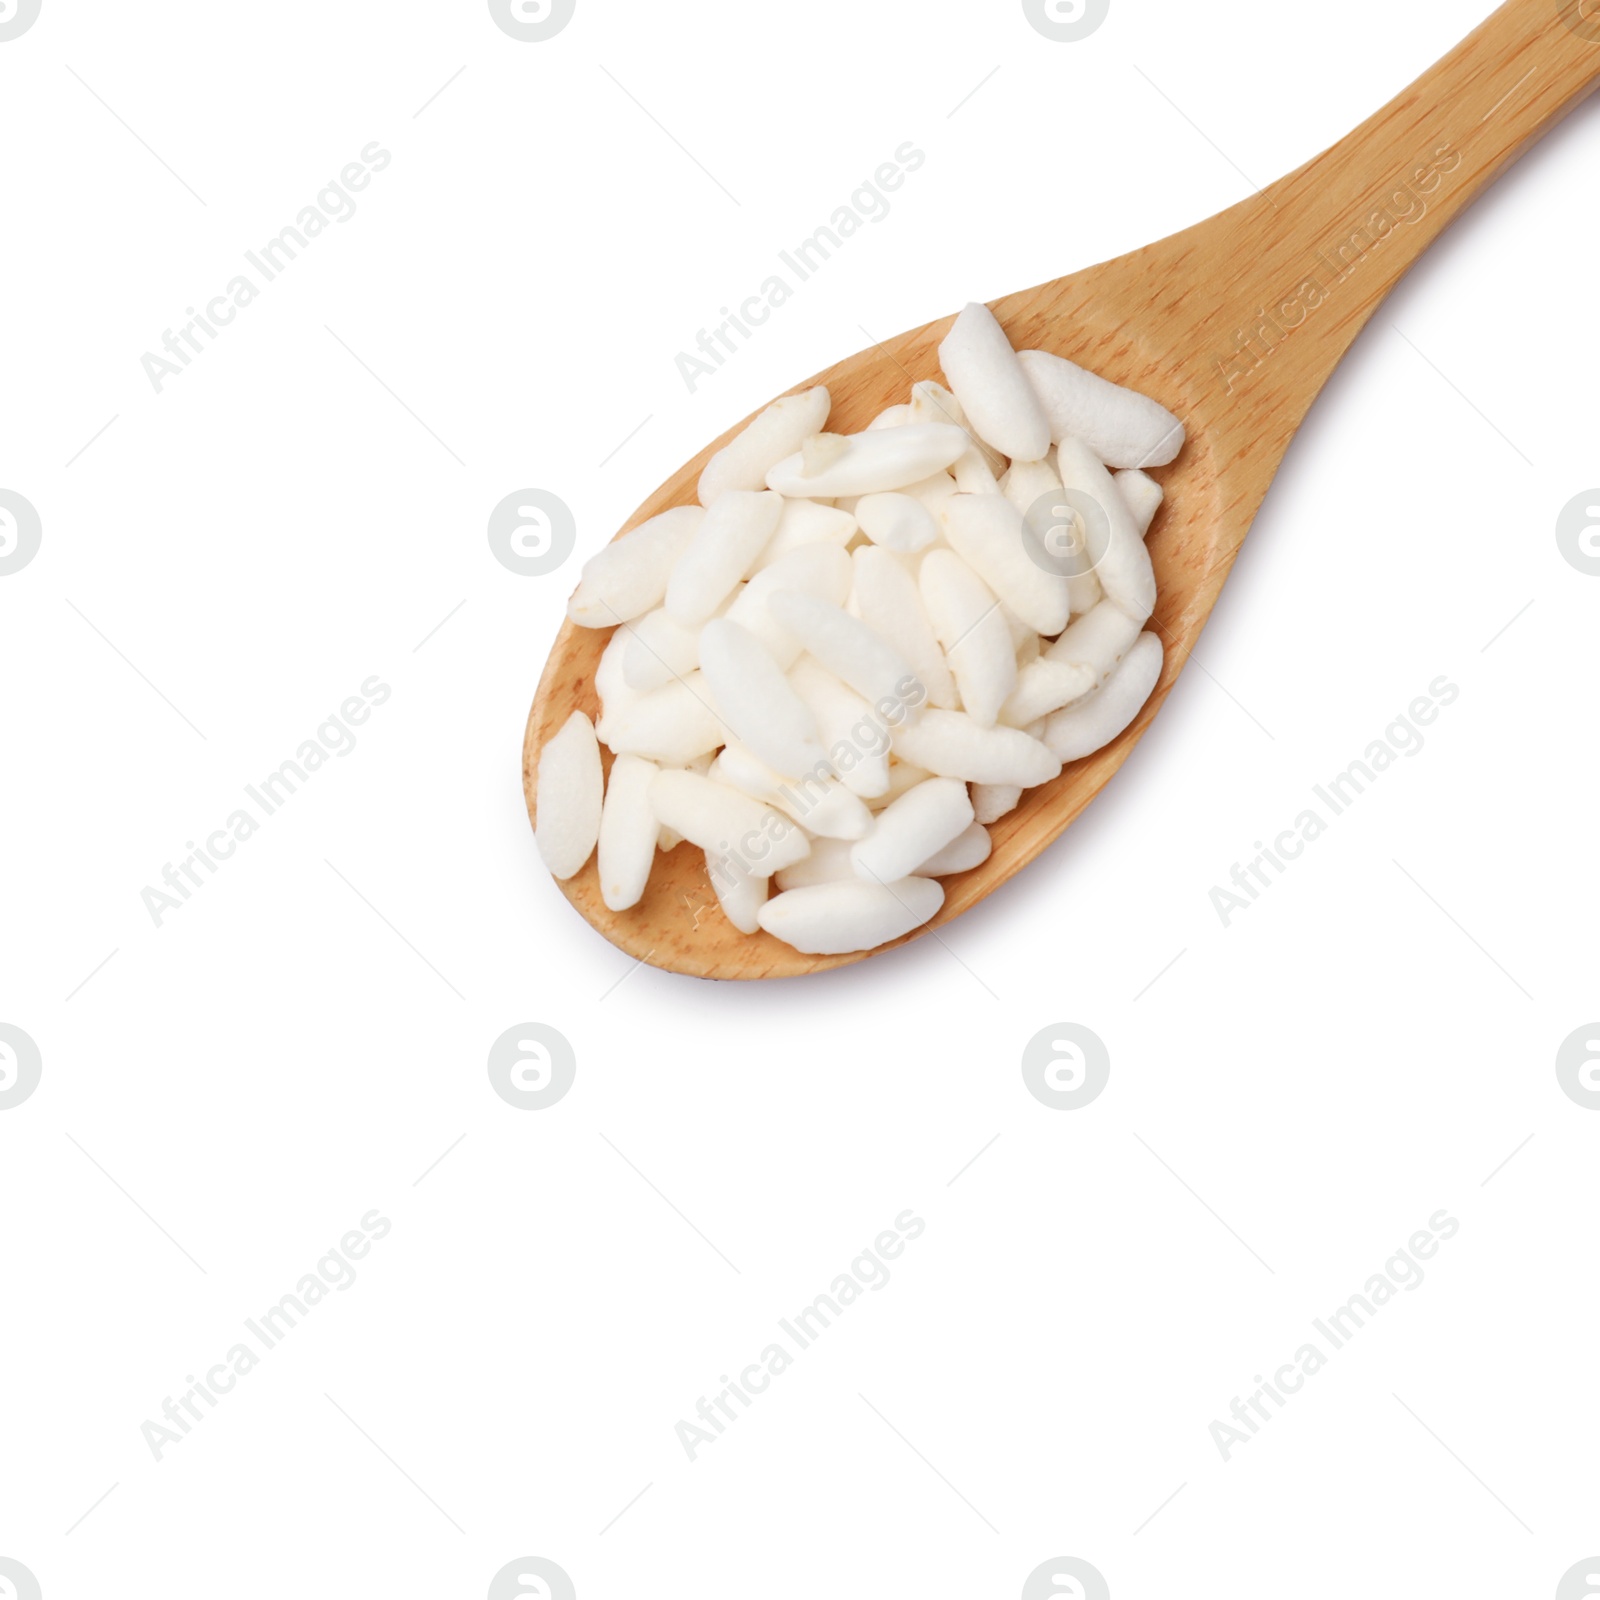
xmin=524 ymin=0 xmax=1600 ymax=980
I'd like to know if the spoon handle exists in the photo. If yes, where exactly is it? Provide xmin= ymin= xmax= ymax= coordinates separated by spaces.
xmin=1150 ymin=0 xmax=1600 ymax=446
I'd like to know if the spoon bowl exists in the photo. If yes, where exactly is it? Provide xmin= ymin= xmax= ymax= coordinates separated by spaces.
xmin=524 ymin=0 xmax=1600 ymax=979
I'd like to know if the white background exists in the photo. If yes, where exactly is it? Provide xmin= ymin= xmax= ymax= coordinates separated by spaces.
xmin=2 ymin=1 xmax=1598 ymax=1596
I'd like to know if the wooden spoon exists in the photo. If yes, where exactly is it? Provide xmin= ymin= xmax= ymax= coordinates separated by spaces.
xmin=524 ymin=0 xmax=1600 ymax=980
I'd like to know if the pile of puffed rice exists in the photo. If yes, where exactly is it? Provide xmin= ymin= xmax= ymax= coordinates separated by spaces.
xmin=535 ymin=301 xmax=1183 ymax=956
